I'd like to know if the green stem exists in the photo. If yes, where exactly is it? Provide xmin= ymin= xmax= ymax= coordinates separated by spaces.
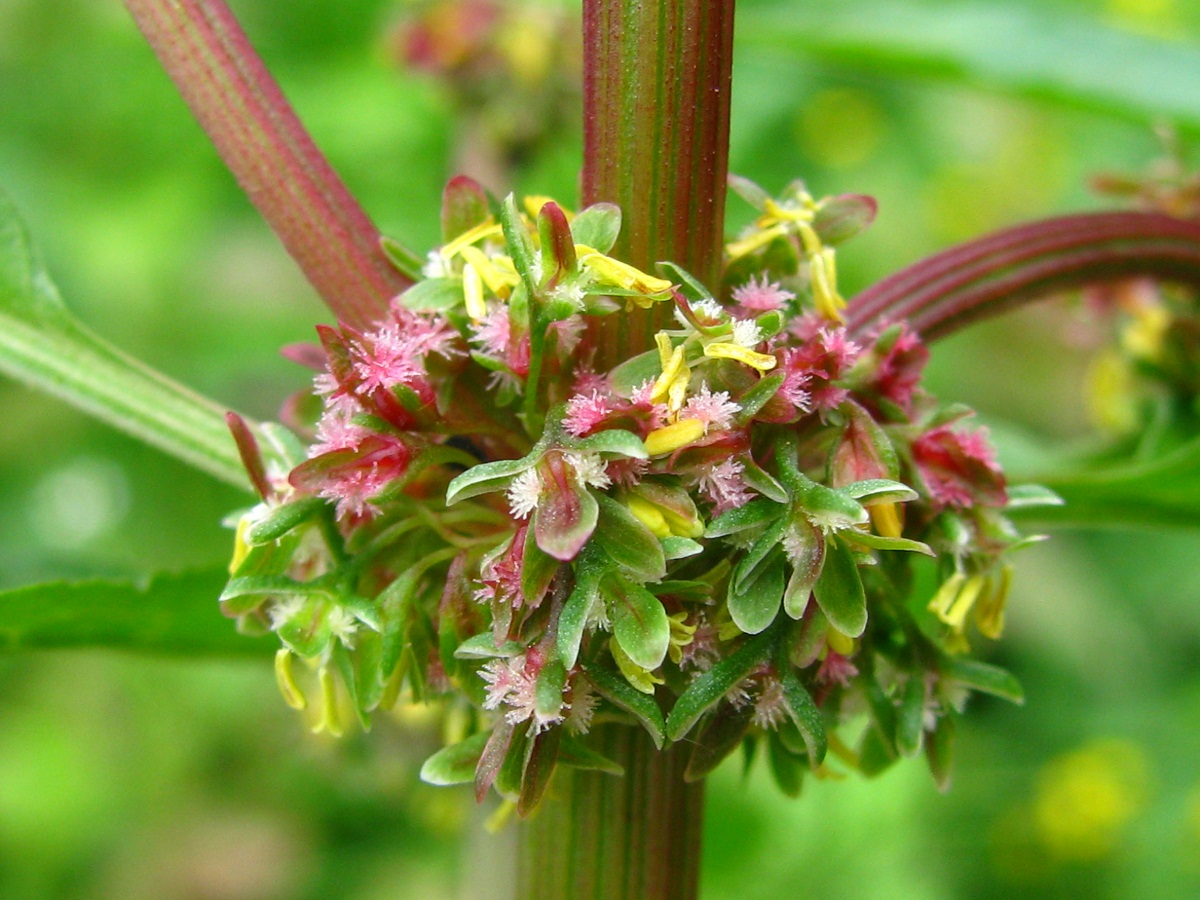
xmin=516 ymin=725 xmax=704 ymax=900
xmin=123 ymin=0 xmax=408 ymax=328
xmin=583 ymin=0 xmax=736 ymax=368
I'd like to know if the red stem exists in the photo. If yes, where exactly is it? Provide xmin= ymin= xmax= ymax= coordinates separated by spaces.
xmin=123 ymin=0 xmax=408 ymax=328
xmin=583 ymin=0 xmax=736 ymax=367
xmin=846 ymin=211 xmax=1200 ymax=340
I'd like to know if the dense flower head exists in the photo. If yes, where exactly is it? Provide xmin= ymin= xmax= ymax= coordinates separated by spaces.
xmin=224 ymin=177 xmax=1054 ymax=812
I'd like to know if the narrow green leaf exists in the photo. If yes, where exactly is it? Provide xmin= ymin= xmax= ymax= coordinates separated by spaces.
xmin=940 ymin=655 xmax=1025 ymax=704
xmin=768 ymin=733 xmax=805 ymax=798
xmin=246 ymin=497 xmax=326 ymax=544
xmin=445 ymin=453 xmax=537 ymax=505
xmin=399 ymin=277 xmax=463 ymax=312
xmin=420 ymin=730 xmax=491 ymax=786
xmin=558 ymin=567 xmax=602 ymax=670
xmin=839 ymin=530 xmax=934 ymax=556
xmin=0 ymin=187 xmax=256 ymax=490
xmin=684 ymin=701 xmax=755 ymax=783
xmin=559 ymin=735 xmax=624 ymax=776
xmin=706 ymin=498 xmax=787 ymax=538
xmin=580 ymin=659 xmax=667 ymax=748
xmin=666 ymin=631 xmax=775 ymax=741
xmin=778 ymin=669 xmax=828 ymax=764
xmin=518 ymin=726 xmax=562 ymax=817
xmin=454 ymin=633 xmax=525 ymax=660
xmin=0 ymin=569 xmax=269 ymax=656
xmin=569 ymin=428 xmax=649 ymax=459
xmin=896 ymin=673 xmax=927 ymax=758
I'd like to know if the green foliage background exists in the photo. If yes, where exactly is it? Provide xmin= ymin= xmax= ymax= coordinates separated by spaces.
xmin=2 ymin=0 xmax=1200 ymax=896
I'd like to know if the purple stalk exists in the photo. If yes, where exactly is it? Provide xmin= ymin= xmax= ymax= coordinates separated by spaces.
xmin=124 ymin=0 xmax=409 ymax=328
xmin=847 ymin=211 xmax=1200 ymax=340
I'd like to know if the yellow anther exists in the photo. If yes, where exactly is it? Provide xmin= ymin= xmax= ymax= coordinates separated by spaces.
xmin=312 ymin=665 xmax=344 ymax=737
xmin=459 ymin=245 xmax=518 ymax=298
xmin=229 ymin=514 xmax=252 ymax=574
xmin=523 ymin=194 xmax=572 ymax=220
xmin=870 ymin=502 xmax=903 ymax=539
xmin=809 ymin=247 xmax=846 ymax=322
xmin=928 ymin=572 xmax=986 ymax=632
xmin=625 ymin=494 xmax=671 ymax=538
xmin=650 ymin=337 xmax=690 ymax=406
xmin=644 ymin=418 xmax=706 ymax=457
xmin=440 ymin=219 xmax=504 ymax=260
xmin=611 ymin=639 xmax=664 ymax=695
xmin=702 ymin=341 xmax=778 ymax=371
xmin=827 ymin=628 xmax=855 ymax=656
xmin=725 ymin=223 xmax=789 ymax=261
xmin=667 ymin=612 xmax=698 ymax=665
xmin=760 ymin=196 xmax=816 ymax=227
xmin=274 ymin=649 xmax=307 ymax=711
xmin=462 ymin=260 xmax=487 ymax=321
xmin=974 ymin=566 xmax=1012 ymax=640
xmin=578 ymin=250 xmax=673 ymax=296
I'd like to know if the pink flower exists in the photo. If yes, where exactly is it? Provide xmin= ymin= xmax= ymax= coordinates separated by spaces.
xmin=912 ymin=423 xmax=1007 ymax=509
xmin=290 ymin=432 xmax=412 ymax=520
xmin=471 ymin=304 xmax=530 ymax=378
xmin=777 ymin=320 xmax=862 ymax=413
xmin=861 ymin=323 xmax=929 ymax=417
xmin=563 ymin=389 xmax=614 ymax=437
xmin=732 ymin=274 xmax=793 ymax=315
xmin=680 ymin=384 xmax=740 ymax=433
xmin=479 ymin=648 xmax=566 ymax=732
xmin=751 ymin=676 xmax=788 ymax=729
xmin=474 ymin=527 xmax=530 ymax=609
xmin=696 ymin=457 xmax=754 ymax=514
xmin=817 ymin=651 xmax=859 ymax=688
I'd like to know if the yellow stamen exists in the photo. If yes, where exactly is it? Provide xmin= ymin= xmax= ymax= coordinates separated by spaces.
xmin=667 ymin=611 xmax=698 ymax=665
xmin=440 ymin=219 xmax=504 ymax=260
xmin=827 ymin=629 xmax=855 ymax=656
xmin=725 ymin=223 xmax=789 ymax=261
xmin=974 ymin=566 xmax=1012 ymax=640
xmin=611 ymin=640 xmax=664 ymax=694
xmin=703 ymin=342 xmax=778 ymax=371
xmin=312 ymin=665 xmax=344 ymax=737
xmin=625 ymin=494 xmax=671 ymax=538
xmin=274 ymin=649 xmax=307 ymax=711
xmin=229 ymin=515 xmax=253 ymax=574
xmin=459 ymin=244 xmax=518 ymax=298
xmin=462 ymin=260 xmax=487 ymax=321
xmin=870 ymin=502 xmax=903 ymax=539
xmin=578 ymin=250 xmax=673 ymax=295
xmin=644 ymin=419 xmax=706 ymax=456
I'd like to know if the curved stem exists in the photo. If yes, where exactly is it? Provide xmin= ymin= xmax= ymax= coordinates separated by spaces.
xmin=123 ymin=0 xmax=409 ymax=328
xmin=846 ymin=211 xmax=1200 ymax=340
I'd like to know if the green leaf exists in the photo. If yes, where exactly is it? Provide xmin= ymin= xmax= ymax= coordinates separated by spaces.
xmin=812 ymin=536 xmax=867 ymax=638
xmin=0 ymin=569 xmax=270 ymax=656
xmin=656 ymin=261 xmax=713 ymax=303
xmin=594 ymin=494 xmax=667 ymax=581
xmin=940 ymin=655 xmax=1025 ymax=704
xmin=740 ymin=2 xmax=1200 ymax=132
xmin=813 ymin=194 xmax=877 ymax=246
xmin=419 ymin=731 xmax=491 ymax=786
xmin=445 ymin=453 xmax=538 ymax=505
xmin=454 ymin=633 xmax=526 ymax=659
xmin=768 ymin=733 xmax=805 ymax=797
xmin=896 ymin=673 xmax=927 ymax=758
xmin=499 ymin=193 xmax=538 ymax=296
xmin=728 ymin=550 xmax=786 ymax=635
xmin=604 ymin=573 xmax=670 ymax=671
xmin=0 ymin=187 xmax=256 ymax=490
xmin=380 ymin=235 xmax=426 ymax=281
xmin=558 ymin=564 xmax=603 ymax=669
xmin=245 ymin=497 xmax=326 ymax=545
xmin=778 ymin=669 xmax=828 ymax=764
xmin=570 ymin=202 xmax=622 ymax=254
xmin=839 ymin=530 xmax=934 ymax=556
xmin=666 ymin=631 xmax=775 ymax=741
xmin=840 ymin=479 xmax=915 ymax=505
xmin=569 ymin=428 xmax=649 ymax=459
xmin=399 ymin=277 xmax=463 ymax=312
xmin=684 ymin=701 xmax=755 ymax=783
xmin=705 ymin=498 xmax=787 ymax=538
xmin=662 ymin=537 xmax=704 ymax=560
xmin=559 ymin=735 xmax=624 ymax=775
xmin=580 ymin=659 xmax=666 ymax=748
xmin=518 ymin=726 xmax=562 ymax=817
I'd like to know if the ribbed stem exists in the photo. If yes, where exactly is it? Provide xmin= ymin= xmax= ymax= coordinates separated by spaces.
xmin=582 ymin=0 xmax=736 ymax=367
xmin=846 ymin=211 xmax=1200 ymax=341
xmin=516 ymin=726 xmax=704 ymax=900
xmin=123 ymin=0 xmax=408 ymax=328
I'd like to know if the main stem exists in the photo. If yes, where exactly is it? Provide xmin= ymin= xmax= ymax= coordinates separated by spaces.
xmin=582 ymin=0 xmax=736 ymax=369
xmin=513 ymin=2 xmax=736 ymax=898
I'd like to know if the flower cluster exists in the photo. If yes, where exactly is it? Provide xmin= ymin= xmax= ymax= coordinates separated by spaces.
xmin=221 ymin=175 xmax=1057 ymax=812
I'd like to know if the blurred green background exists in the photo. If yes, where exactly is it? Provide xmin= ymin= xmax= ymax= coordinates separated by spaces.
xmin=2 ymin=0 xmax=1200 ymax=897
